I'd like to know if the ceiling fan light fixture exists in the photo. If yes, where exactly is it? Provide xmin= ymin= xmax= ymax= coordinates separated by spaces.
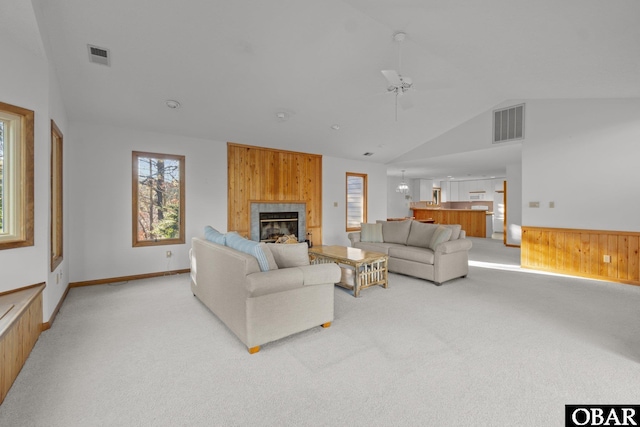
xmin=165 ymin=99 xmax=181 ymax=109
xmin=393 ymin=31 xmax=406 ymax=42
xmin=395 ymin=170 xmax=410 ymax=194
xmin=276 ymin=112 xmax=289 ymax=122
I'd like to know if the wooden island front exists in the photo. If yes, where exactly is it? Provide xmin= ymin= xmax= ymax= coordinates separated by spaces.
xmin=411 ymin=208 xmax=486 ymax=238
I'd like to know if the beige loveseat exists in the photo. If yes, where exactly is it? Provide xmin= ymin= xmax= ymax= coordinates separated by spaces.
xmin=190 ymin=236 xmax=340 ymax=354
xmin=348 ymin=220 xmax=472 ymax=285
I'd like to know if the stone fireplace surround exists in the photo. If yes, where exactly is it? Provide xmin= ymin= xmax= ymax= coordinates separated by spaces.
xmin=250 ymin=202 xmax=306 ymax=242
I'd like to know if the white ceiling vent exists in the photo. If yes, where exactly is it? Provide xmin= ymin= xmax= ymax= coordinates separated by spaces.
xmin=87 ymin=44 xmax=110 ymax=66
xmin=493 ymin=103 xmax=524 ymax=143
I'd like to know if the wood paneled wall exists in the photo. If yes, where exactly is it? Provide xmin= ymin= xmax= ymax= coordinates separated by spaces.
xmin=0 ymin=284 xmax=44 ymax=404
xmin=227 ymin=143 xmax=323 ymax=245
xmin=522 ymin=226 xmax=640 ymax=286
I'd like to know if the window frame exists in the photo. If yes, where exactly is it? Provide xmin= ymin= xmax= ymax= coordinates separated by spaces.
xmin=50 ymin=120 xmax=63 ymax=271
xmin=132 ymin=151 xmax=185 ymax=247
xmin=345 ymin=172 xmax=368 ymax=232
xmin=0 ymin=101 xmax=34 ymax=250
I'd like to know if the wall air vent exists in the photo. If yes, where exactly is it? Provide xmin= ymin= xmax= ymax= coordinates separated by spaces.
xmin=493 ymin=103 xmax=524 ymax=143
xmin=87 ymin=44 xmax=111 ymax=66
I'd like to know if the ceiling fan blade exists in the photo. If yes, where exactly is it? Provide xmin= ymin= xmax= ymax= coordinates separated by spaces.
xmin=381 ymin=69 xmax=402 ymax=86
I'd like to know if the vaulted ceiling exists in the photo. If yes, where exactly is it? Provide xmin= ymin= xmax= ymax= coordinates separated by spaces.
xmin=7 ymin=0 xmax=640 ymax=179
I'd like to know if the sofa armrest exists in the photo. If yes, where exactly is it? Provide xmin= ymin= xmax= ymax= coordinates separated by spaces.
xmin=347 ymin=232 xmax=361 ymax=246
xmin=296 ymin=264 xmax=341 ymax=286
xmin=245 ymin=268 xmax=304 ymax=297
xmin=435 ymin=238 xmax=473 ymax=254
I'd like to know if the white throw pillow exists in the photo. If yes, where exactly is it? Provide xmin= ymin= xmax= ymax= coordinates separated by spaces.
xmin=428 ymin=226 xmax=453 ymax=250
xmin=360 ymin=223 xmax=383 ymax=243
xmin=266 ymin=243 xmax=310 ymax=268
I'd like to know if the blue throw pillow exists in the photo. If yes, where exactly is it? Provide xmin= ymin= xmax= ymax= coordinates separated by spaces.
xmin=225 ymin=232 xmax=271 ymax=272
xmin=204 ymin=226 xmax=226 ymax=245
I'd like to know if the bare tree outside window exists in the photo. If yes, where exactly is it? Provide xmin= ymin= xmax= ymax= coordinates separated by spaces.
xmin=132 ymin=151 xmax=185 ymax=247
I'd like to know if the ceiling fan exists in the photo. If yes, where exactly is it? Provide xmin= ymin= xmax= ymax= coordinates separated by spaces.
xmin=381 ymin=32 xmax=413 ymax=121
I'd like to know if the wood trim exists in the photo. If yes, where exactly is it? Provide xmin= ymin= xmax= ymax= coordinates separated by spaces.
xmin=50 ymin=119 xmax=64 ymax=271
xmin=345 ymin=172 xmax=368 ymax=232
xmin=0 ymin=102 xmax=35 ymax=250
xmin=42 ymin=284 xmax=70 ymax=331
xmin=0 ymin=282 xmax=45 ymax=298
xmin=503 ymin=180 xmax=508 ymax=246
xmin=131 ymin=151 xmax=186 ymax=247
xmin=521 ymin=226 xmax=640 ymax=286
xmin=70 ymin=269 xmax=190 ymax=288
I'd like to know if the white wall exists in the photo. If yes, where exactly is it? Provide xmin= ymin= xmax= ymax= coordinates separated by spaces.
xmin=386 ymin=176 xmax=412 ymax=218
xmin=67 ymin=123 xmax=228 ymax=282
xmin=0 ymin=30 xmax=70 ymax=321
xmin=522 ymin=98 xmax=640 ymax=232
xmin=323 ymin=157 xmax=387 ymax=246
xmin=506 ymin=163 xmax=522 ymax=245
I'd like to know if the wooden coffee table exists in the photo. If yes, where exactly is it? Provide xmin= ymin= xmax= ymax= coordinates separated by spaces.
xmin=308 ymin=245 xmax=388 ymax=297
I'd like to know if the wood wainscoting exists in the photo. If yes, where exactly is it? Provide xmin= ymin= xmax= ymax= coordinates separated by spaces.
xmin=227 ymin=143 xmax=323 ymax=245
xmin=0 ymin=283 xmax=45 ymax=404
xmin=521 ymin=226 xmax=640 ymax=286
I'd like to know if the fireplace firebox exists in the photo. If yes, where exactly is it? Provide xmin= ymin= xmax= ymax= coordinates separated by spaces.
xmin=259 ymin=212 xmax=299 ymax=242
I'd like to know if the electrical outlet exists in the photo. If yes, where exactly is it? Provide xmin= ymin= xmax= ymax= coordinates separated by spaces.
xmin=603 ymin=255 xmax=611 ymax=263
xmin=529 ymin=201 xmax=540 ymax=208
xmin=333 ymin=202 xmax=338 ymax=207
xmin=549 ymin=201 xmax=555 ymax=208
xmin=166 ymin=251 xmax=172 ymax=258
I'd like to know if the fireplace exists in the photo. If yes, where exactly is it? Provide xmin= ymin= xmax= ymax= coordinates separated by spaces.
xmin=250 ymin=202 xmax=306 ymax=242
xmin=259 ymin=212 xmax=299 ymax=242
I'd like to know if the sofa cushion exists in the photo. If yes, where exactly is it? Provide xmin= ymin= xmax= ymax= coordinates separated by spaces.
xmin=406 ymin=221 xmax=439 ymax=249
xmin=360 ymin=223 xmax=383 ymax=243
xmin=388 ymin=246 xmax=435 ymax=265
xmin=379 ymin=220 xmax=412 ymax=245
xmin=225 ymin=232 xmax=271 ymax=272
xmin=204 ymin=226 xmax=226 ymax=245
xmin=266 ymin=243 xmax=310 ymax=268
xmin=442 ymin=224 xmax=462 ymax=240
xmin=428 ymin=226 xmax=453 ymax=250
xmin=259 ymin=243 xmax=279 ymax=270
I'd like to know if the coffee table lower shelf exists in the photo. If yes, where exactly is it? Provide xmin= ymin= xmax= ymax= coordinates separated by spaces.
xmin=308 ymin=245 xmax=388 ymax=297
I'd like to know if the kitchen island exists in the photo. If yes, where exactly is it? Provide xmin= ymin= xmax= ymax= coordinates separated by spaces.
xmin=411 ymin=208 xmax=489 ymax=238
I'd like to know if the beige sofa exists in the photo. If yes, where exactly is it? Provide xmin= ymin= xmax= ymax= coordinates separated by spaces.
xmin=348 ymin=220 xmax=472 ymax=285
xmin=190 ymin=237 xmax=340 ymax=354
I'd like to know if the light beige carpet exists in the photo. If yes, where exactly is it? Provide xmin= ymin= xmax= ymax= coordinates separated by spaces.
xmin=1 ymin=238 xmax=638 ymax=426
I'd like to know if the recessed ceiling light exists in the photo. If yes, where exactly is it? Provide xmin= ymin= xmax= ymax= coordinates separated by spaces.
xmin=276 ymin=112 xmax=290 ymax=122
xmin=330 ymin=124 xmax=340 ymax=130
xmin=165 ymin=100 xmax=181 ymax=109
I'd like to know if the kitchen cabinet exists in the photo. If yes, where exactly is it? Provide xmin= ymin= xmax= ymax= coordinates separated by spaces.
xmin=450 ymin=181 xmax=459 ymax=201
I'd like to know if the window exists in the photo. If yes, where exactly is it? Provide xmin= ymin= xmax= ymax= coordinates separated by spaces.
xmin=50 ymin=120 xmax=63 ymax=271
xmin=346 ymin=172 xmax=367 ymax=231
xmin=0 ymin=101 xmax=34 ymax=250
xmin=132 ymin=151 xmax=185 ymax=247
